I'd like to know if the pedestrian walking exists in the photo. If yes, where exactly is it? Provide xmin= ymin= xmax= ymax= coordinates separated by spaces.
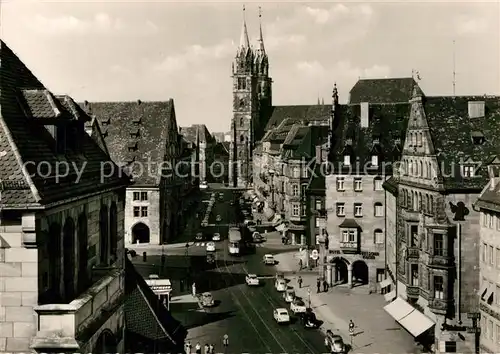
xmin=195 ymin=342 xmax=201 ymax=354
xmin=316 ymin=278 xmax=321 ymax=293
xmin=297 ymin=275 xmax=303 ymax=288
xmin=204 ymin=343 xmax=209 ymax=354
xmin=192 ymin=282 xmax=196 ymax=297
xmin=298 ymin=258 xmax=303 ymax=270
xmin=323 ymin=279 xmax=328 ymax=292
xmin=223 ymin=334 xmax=229 ymax=347
xmin=209 ymin=344 xmax=214 ymax=354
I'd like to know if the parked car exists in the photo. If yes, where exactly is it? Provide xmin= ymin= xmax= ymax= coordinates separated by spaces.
xmin=275 ymin=279 xmax=287 ymax=292
xmin=252 ymin=232 xmax=263 ymax=242
xmin=196 ymin=232 xmax=204 ymax=240
xmin=325 ymin=330 xmax=346 ymax=353
xmin=201 ymin=292 xmax=214 ymax=307
xmin=283 ymin=289 xmax=295 ymax=303
xmin=263 ymin=254 xmax=275 ymax=265
xmin=290 ymin=298 xmax=307 ymax=314
xmin=212 ymin=233 xmax=221 ymax=241
xmin=216 ymin=215 xmax=222 ymax=222
xmin=245 ymin=274 xmax=260 ymax=286
xmin=199 ymin=181 xmax=208 ymax=189
xmin=206 ymin=242 xmax=216 ymax=252
xmin=273 ymin=308 xmax=290 ymax=324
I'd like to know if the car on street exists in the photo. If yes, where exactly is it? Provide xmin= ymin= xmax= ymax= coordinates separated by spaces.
xmin=325 ymin=330 xmax=346 ymax=353
xmin=245 ymin=274 xmax=260 ymax=286
xmin=273 ymin=308 xmax=290 ymax=324
xmin=206 ymin=242 xmax=216 ymax=252
xmin=212 ymin=233 xmax=221 ymax=241
xmin=196 ymin=232 xmax=204 ymax=240
xmin=263 ymin=254 xmax=275 ymax=265
xmin=199 ymin=181 xmax=208 ymax=189
xmin=290 ymin=298 xmax=307 ymax=314
xmin=230 ymin=201 xmax=234 ymax=206
xmin=219 ymin=192 xmax=224 ymax=199
xmin=216 ymin=215 xmax=222 ymax=222
xmin=201 ymin=292 xmax=215 ymax=307
xmin=275 ymin=279 xmax=287 ymax=292
xmin=201 ymin=221 xmax=208 ymax=227
xmin=252 ymin=232 xmax=263 ymax=242
xmin=244 ymin=219 xmax=255 ymax=226
xmin=283 ymin=289 xmax=295 ymax=303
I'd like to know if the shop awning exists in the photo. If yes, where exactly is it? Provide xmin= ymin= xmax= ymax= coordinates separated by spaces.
xmin=263 ymin=207 xmax=275 ymax=220
xmin=479 ymin=283 xmax=489 ymax=300
xmin=379 ymin=278 xmax=392 ymax=289
xmin=384 ymin=297 xmax=435 ymax=337
xmin=486 ymin=287 xmax=495 ymax=304
xmin=384 ymin=290 xmax=396 ymax=302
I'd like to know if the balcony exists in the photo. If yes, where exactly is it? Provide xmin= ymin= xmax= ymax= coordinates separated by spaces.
xmin=340 ymin=241 xmax=359 ymax=254
xmin=428 ymin=254 xmax=454 ymax=268
xmin=407 ymin=285 xmax=420 ymax=298
xmin=428 ymin=297 xmax=453 ymax=315
xmin=406 ymin=248 xmax=420 ymax=259
xmin=31 ymin=268 xmax=124 ymax=351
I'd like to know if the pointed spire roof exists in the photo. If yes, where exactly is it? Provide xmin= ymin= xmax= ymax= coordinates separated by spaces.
xmin=239 ymin=5 xmax=250 ymax=49
xmin=411 ymin=84 xmax=424 ymax=100
xmin=257 ymin=6 xmax=266 ymax=54
xmin=321 ymin=98 xmax=325 ymax=105
xmin=332 ymin=82 xmax=338 ymax=99
xmin=317 ymin=96 xmax=320 ymax=105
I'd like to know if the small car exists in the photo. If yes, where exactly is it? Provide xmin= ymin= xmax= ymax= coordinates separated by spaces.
xmin=263 ymin=254 xmax=275 ymax=265
xmin=216 ymin=215 xmax=222 ymax=222
xmin=196 ymin=232 xmax=204 ymax=240
xmin=273 ymin=308 xmax=290 ymax=324
xmin=206 ymin=242 xmax=216 ymax=252
xmin=325 ymin=330 xmax=345 ymax=353
xmin=199 ymin=181 xmax=208 ymax=189
xmin=212 ymin=233 xmax=221 ymax=241
xmin=253 ymin=232 xmax=263 ymax=242
xmin=283 ymin=289 xmax=295 ymax=303
xmin=201 ymin=292 xmax=214 ymax=307
xmin=290 ymin=298 xmax=307 ymax=314
xmin=275 ymin=279 xmax=287 ymax=292
xmin=245 ymin=274 xmax=260 ymax=286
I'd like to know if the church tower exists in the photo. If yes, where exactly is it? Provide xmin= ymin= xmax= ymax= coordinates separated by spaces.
xmin=229 ymin=6 xmax=272 ymax=187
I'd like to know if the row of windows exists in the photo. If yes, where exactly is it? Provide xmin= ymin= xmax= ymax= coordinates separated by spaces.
xmin=133 ymin=206 xmax=148 ymax=217
xmin=343 ymin=155 xmax=379 ymax=167
xmin=407 ymin=226 xmax=445 ymax=256
xmin=400 ymin=188 xmax=434 ymax=214
xmin=291 ymin=184 xmax=308 ymax=196
xmin=481 ymin=242 xmax=500 ymax=269
xmin=481 ymin=313 xmax=500 ymax=345
xmin=481 ymin=212 xmax=500 ymax=230
xmin=480 ymin=278 xmax=500 ymax=306
xmin=336 ymin=202 xmax=384 ymax=217
xmin=408 ymin=263 xmax=445 ymax=299
xmin=291 ymin=203 xmax=306 ymax=217
xmin=340 ymin=229 xmax=384 ymax=244
xmin=408 ymin=131 xmax=425 ymax=147
xmin=401 ymin=159 xmax=436 ymax=179
xmin=133 ymin=191 xmax=148 ymax=201
xmin=336 ymin=177 xmax=383 ymax=192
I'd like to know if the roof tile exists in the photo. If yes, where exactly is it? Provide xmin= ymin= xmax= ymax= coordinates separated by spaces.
xmin=349 ymin=78 xmax=418 ymax=104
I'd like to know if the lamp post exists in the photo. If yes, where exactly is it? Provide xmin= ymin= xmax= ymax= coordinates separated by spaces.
xmin=268 ymin=169 xmax=275 ymax=208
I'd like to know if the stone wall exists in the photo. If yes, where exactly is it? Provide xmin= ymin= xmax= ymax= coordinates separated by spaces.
xmin=124 ymin=188 xmax=160 ymax=245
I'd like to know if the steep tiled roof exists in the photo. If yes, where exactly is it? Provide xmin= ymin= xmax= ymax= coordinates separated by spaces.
xmin=180 ymin=124 xmax=214 ymax=144
xmin=425 ymin=96 xmax=500 ymax=190
xmin=282 ymin=125 xmax=329 ymax=160
xmin=214 ymin=142 xmax=229 ymax=156
xmin=80 ymin=100 xmax=177 ymax=186
xmin=0 ymin=40 xmax=128 ymax=207
xmin=124 ymin=258 xmax=186 ymax=351
xmin=349 ymin=78 xmax=417 ymax=104
xmin=475 ymin=178 xmax=500 ymax=212
xmin=264 ymin=105 xmax=330 ymax=132
xmin=330 ymin=103 xmax=410 ymax=174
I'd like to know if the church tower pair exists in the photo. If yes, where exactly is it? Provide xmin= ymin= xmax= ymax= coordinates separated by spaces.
xmin=229 ymin=6 xmax=273 ymax=187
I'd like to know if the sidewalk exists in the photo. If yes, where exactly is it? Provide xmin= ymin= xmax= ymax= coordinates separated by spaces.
xmin=274 ymin=251 xmax=419 ymax=354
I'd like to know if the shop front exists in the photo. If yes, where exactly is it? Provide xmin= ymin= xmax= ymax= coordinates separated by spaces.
xmin=145 ymin=277 xmax=172 ymax=310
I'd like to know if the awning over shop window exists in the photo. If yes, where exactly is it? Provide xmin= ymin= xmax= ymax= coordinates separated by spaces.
xmin=384 ymin=290 xmax=396 ymax=302
xmin=263 ymin=207 xmax=275 ymax=220
xmin=379 ymin=278 xmax=392 ymax=289
xmin=384 ymin=297 xmax=435 ymax=337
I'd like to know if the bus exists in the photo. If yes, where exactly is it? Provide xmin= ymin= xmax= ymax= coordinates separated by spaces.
xmin=228 ymin=227 xmax=242 ymax=255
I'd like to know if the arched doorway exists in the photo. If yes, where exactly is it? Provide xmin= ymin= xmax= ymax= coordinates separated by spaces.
xmin=332 ymin=257 xmax=349 ymax=284
xmin=93 ymin=330 xmax=117 ymax=354
xmin=352 ymin=260 xmax=369 ymax=285
xmin=132 ymin=223 xmax=150 ymax=244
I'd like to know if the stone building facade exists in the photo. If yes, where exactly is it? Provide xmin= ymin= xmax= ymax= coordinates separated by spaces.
xmin=180 ymin=124 xmax=215 ymax=183
xmin=82 ymin=100 xmax=196 ymax=245
xmin=0 ymin=40 xmax=129 ymax=353
xmin=384 ymin=89 xmax=500 ymax=352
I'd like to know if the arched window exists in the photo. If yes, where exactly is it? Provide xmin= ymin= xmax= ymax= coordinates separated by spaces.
xmin=408 ymin=191 xmax=413 ymax=209
xmin=417 ymin=132 xmax=422 ymax=146
xmin=374 ymin=202 xmax=383 ymax=217
xmin=374 ymin=229 xmax=384 ymax=244
xmin=77 ymin=213 xmax=88 ymax=293
xmin=425 ymin=194 xmax=429 ymax=213
xmin=419 ymin=161 xmax=423 ymax=177
xmin=48 ymin=222 xmax=62 ymax=302
xmin=412 ymin=132 xmax=417 ymax=146
xmin=239 ymin=117 xmax=244 ymax=126
xmin=99 ymin=205 xmax=109 ymax=265
xmin=240 ymin=135 xmax=245 ymax=143
xmin=423 ymin=162 xmax=427 ymax=179
xmin=63 ymin=217 xmax=76 ymax=301
xmin=408 ymin=160 xmax=412 ymax=175
xmin=110 ymin=203 xmax=118 ymax=262
xmin=430 ymin=195 xmax=434 ymax=213
xmin=418 ymin=192 xmax=422 ymax=211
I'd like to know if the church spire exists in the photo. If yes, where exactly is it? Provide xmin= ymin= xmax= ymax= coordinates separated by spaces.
xmin=257 ymin=7 xmax=266 ymax=54
xmin=239 ymin=5 xmax=250 ymax=49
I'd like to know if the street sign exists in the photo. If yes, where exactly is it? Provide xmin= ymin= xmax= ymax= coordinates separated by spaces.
xmin=467 ymin=312 xmax=481 ymax=319
xmin=311 ymin=250 xmax=319 ymax=260
xmin=467 ymin=327 xmax=481 ymax=334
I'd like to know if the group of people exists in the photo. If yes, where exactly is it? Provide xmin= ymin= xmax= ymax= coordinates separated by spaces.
xmin=185 ymin=335 xmax=228 ymax=354
xmin=317 ymin=277 xmax=329 ymax=293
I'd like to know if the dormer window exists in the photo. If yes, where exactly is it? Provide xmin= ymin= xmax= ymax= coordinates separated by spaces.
xmin=471 ymin=131 xmax=485 ymax=145
xmin=462 ymin=165 xmax=475 ymax=178
xmin=101 ymin=117 xmax=111 ymax=126
xmin=468 ymin=101 xmax=485 ymax=118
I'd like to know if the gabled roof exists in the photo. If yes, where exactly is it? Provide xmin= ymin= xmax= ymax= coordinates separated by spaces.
xmin=0 ymin=40 xmax=127 ymax=207
xmin=124 ymin=258 xmax=186 ymax=351
xmin=180 ymin=124 xmax=214 ymax=144
xmin=349 ymin=78 xmax=418 ymax=104
xmin=80 ymin=100 xmax=178 ymax=186
xmin=213 ymin=141 xmax=229 ymax=156
xmin=282 ymin=125 xmax=329 ymax=160
xmin=424 ymin=95 xmax=500 ymax=190
xmin=263 ymin=105 xmax=330 ymax=132
xmin=329 ymin=103 xmax=410 ymax=173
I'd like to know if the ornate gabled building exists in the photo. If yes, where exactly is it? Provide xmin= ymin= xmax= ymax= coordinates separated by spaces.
xmin=324 ymin=78 xmax=415 ymax=293
xmin=0 ymin=40 xmax=129 ymax=353
xmin=180 ymin=124 xmax=215 ymax=183
xmin=384 ymin=88 xmax=500 ymax=352
xmin=81 ymin=100 xmax=196 ymax=245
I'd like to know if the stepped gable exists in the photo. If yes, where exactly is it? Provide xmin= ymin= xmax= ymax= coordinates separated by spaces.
xmin=0 ymin=40 xmax=127 ymax=207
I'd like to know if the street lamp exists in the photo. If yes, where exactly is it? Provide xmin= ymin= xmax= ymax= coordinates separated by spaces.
xmin=268 ymin=169 xmax=275 ymax=208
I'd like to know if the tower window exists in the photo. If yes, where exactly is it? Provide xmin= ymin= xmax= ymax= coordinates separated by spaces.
xmin=240 ymin=135 xmax=245 ymax=143
xmin=238 ymin=78 xmax=247 ymax=90
xmin=471 ymin=131 xmax=485 ymax=145
xmin=240 ymin=117 xmax=244 ymax=126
